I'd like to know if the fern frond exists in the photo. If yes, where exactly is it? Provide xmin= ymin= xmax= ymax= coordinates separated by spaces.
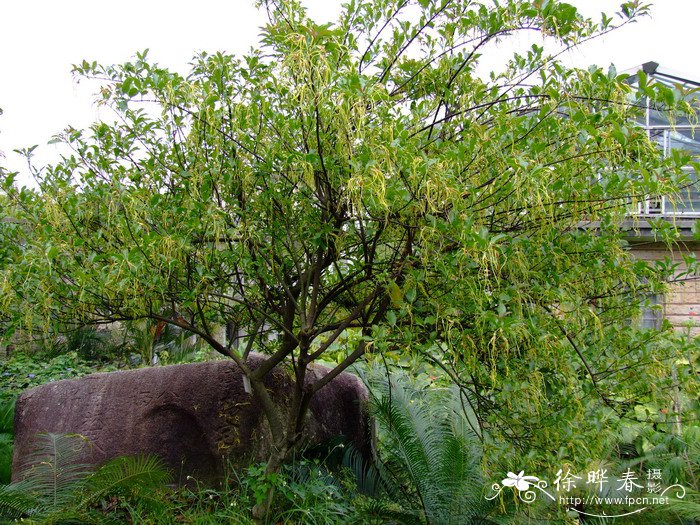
xmin=14 ymin=433 xmax=92 ymax=511
xmin=80 ymin=454 xmax=171 ymax=508
xmin=645 ymin=489 xmax=700 ymax=523
xmin=353 ymin=496 xmax=424 ymax=525
xmin=365 ymin=370 xmax=512 ymax=524
xmin=0 ymin=433 xmax=13 ymax=485
xmin=341 ymin=442 xmax=386 ymax=498
xmin=0 ymin=398 xmax=14 ymax=435
xmin=3 ymin=441 xmax=170 ymax=523
xmin=0 ymin=483 xmax=40 ymax=519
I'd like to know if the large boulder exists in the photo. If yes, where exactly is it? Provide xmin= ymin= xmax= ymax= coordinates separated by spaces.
xmin=12 ymin=355 xmax=370 ymax=484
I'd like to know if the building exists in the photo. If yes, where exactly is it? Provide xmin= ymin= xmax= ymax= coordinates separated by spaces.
xmin=625 ymin=62 xmax=700 ymax=336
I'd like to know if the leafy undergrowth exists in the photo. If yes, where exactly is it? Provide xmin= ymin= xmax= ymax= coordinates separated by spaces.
xmin=0 ymin=398 xmax=13 ymax=485
xmin=1 ymin=345 xmax=696 ymax=524
xmin=120 ymin=464 xmax=386 ymax=525
xmin=0 ymin=434 xmax=393 ymax=525
xmin=0 ymin=351 xmax=112 ymax=400
xmin=0 ymin=381 xmax=697 ymax=524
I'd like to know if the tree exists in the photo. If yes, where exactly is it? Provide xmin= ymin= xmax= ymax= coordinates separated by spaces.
xmin=1 ymin=0 xmax=696 ymax=519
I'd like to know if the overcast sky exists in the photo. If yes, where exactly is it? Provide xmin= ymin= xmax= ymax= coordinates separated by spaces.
xmin=1 ymin=0 xmax=697 ymax=185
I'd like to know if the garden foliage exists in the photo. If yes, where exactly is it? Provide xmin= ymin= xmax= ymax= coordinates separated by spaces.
xmin=0 ymin=0 xmax=698 ymax=521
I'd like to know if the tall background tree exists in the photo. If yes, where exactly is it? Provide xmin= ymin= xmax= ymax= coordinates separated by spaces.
xmin=1 ymin=0 xmax=696 ymax=516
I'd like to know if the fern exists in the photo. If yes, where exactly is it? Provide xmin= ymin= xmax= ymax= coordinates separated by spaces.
xmin=352 ymin=496 xmax=424 ymax=525
xmin=14 ymin=433 xmax=92 ymax=512
xmin=79 ymin=454 xmax=171 ymax=509
xmin=0 ymin=398 xmax=14 ymax=435
xmin=0 ymin=434 xmax=12 ymax=486
xmin=661 ymin=489 xmax=700 ymax=521
xmin=0 ymin=483 xmax=40 ymax=519
xmin=0 ymin=397 xmax=15 ymax=485
xmin=365 ymin=371 xmax=509 ymax=525
xmin=340 ymin=442 xmax=387 ymax=498
xmin=0 ymin=433 xmax=172 ymax=522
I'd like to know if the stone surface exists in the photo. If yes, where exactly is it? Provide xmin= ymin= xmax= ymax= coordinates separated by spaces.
xmin=13 ymin=355 xmax=370 ymax=484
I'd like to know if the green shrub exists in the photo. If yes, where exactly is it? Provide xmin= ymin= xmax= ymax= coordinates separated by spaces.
xmin=0 ymin=351 xmax=108 ymax=398
xmin=0 ymin=397 xmax=14 ymax=485
xmin=0 ymin=435 xmax=11 ymax=486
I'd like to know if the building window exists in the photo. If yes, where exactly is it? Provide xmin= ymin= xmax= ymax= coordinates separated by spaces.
xmin=629 ymin=64 xmax=700 ymax=217
xmin=639 ymin=293 xmax=663 ymax=330
xmin=635 ymin=125 xmax=700 ymax=216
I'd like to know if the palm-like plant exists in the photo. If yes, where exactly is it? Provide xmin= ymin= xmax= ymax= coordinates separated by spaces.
xmin=365 ymin=372 xmax=508 ymax=525
xmin=0 ymin=432 xmax=171 ymax=523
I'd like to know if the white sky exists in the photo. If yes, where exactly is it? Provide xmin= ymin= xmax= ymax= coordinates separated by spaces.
xmin=1 ymin=0 xmax=697 ymax=186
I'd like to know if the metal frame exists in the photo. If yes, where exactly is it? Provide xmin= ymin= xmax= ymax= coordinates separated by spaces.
xmin=632 ymin=64 xmax=700 ymax=217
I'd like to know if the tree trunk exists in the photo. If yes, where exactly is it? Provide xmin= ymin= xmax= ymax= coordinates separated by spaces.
xmin=249 ymin=359 xmax=310 ymax=524
xmin=251 ymin=441 xmax=289 ymax=523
